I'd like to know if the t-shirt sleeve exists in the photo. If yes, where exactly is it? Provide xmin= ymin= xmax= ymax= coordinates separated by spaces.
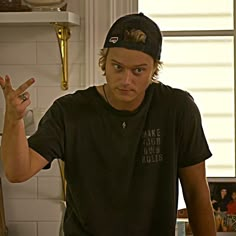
xmin=177 ymin=92 xmax=212 ymax=168
xmin=28 ymin=100 xmax=65 ymax=167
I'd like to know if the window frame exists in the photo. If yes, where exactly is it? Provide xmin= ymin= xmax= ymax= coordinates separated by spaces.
xmin=85 ymin=0 xmax=236 ymax=176
xmin=137 ymin=0 xmax=236 ymax=176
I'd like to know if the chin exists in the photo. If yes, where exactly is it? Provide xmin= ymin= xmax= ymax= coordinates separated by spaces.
xmin=120 ymin=96 xmax=135 ymax=103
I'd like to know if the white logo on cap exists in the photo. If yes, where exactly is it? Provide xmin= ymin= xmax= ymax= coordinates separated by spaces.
xmin=109 ymin=37 xmax=119 ymax=44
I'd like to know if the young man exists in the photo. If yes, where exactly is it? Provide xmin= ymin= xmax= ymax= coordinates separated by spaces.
xmin=0 ymin=13 xmax=216 ymax=236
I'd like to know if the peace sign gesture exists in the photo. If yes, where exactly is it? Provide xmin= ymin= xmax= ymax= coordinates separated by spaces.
xmin=0 ymin=75 xmax=35 ymax=121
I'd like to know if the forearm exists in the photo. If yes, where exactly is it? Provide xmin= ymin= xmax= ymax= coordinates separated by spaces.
xmin=187 ymin=192 xmax=216 ymax=236
xmin=1 ymin=117 xmax=31 ymax=182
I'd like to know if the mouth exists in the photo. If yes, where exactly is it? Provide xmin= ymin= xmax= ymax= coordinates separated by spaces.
xmin=118 ymin=88 xmax=132 ymax=96
xmin=118 ymin=87 xmax=132 ymax=92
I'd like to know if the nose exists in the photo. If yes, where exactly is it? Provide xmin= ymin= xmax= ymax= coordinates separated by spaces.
xmin=123 ymin=69 xmax=132 ymax=84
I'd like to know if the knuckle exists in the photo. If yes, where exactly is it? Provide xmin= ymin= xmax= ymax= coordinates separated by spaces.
xmin=18 ymin=84 xmax=26 ymax=91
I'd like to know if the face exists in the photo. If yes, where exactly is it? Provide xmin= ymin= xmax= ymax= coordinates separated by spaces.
xmin=232 ymin=192 xmax=236 ymax=200
xmin=105 ymin=47 xmax=155 ymax=111
xmin=221 ymin=189 xmax=227 ymax=197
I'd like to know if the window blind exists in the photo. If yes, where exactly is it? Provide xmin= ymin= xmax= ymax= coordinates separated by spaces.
xmin=138 ymin=0 xmax=234 ymax=176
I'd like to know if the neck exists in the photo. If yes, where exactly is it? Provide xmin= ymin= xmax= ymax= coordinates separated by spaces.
xmin=102 ymin=84 xmax=146 ymax=111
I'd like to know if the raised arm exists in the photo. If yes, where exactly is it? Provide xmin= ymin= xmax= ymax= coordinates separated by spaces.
xmin=0 ymin=75 xmax=48 ymax=183
xmin=179 ymin=161 xmax=216 ymax=236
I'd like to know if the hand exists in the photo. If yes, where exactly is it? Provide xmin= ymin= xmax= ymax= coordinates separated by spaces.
xmin=0 ymin=75 xmax=35 ymax=121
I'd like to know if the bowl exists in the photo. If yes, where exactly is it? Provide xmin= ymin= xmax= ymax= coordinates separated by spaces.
xmin=22 ymin=0 xmax=67 ymax=11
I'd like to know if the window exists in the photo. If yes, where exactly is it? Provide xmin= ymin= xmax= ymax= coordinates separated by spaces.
xmin=138 ymin=0 xmax=235 ymax=176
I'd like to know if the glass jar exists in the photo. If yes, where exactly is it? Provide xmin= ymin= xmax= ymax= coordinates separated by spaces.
xmin=22 ymin=0 xmax=67 ymax=11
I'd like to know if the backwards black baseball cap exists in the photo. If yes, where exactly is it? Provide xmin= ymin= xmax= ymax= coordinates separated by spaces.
xmin=103 ymin=12 xmax=162 ymax=60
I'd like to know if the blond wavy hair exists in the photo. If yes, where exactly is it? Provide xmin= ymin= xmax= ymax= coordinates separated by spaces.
xmin=98 ymin=29 xmax=162 ymax=80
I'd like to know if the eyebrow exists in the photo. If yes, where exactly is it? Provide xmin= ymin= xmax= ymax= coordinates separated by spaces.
xmin=111 ymin=59 xmax=148 ymax=67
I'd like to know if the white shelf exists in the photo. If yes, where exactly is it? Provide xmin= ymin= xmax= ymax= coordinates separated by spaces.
xmin=0 ymin=11 xmax=80 ymax=26
xmin=0 ymin=11 xmax=80 ymax=90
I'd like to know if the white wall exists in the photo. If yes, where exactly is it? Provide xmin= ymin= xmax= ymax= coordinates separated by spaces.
xmin=0 ymin=1 xmax=85 ymax=235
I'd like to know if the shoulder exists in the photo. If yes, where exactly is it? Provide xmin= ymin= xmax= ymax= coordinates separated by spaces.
xmin=57 ymin=86 xmax=96 ymax=104
xmin=152 ymin=81 xmax=191 ymax=97
xmin=51 ymin=86 xmax=98 ymax=110
xmin=150 ymin=82 xmax=196 ymax=110
xmin=43 ymin=86 xmax=98 ymax=116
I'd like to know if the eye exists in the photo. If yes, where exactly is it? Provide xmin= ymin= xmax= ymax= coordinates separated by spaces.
xmin=113 ymin=64 xmax=122 ymax=71
xmin=133 ymin=67 xmax=145 ymax=74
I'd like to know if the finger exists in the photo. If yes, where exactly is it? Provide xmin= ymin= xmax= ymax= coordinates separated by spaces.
xmin=15 ymin=96 xmax=32 ymax=119
xmin=4 ymin=75 xmax=13 ymax=92
xmin=15 ymin=78 xmax=35 ymax=96
xmin=5 ymin=75 xmax=12 ymax=89
xmin=18 ymin=93 xmax=28 ymax=104
xmin=18 ymin=92 xmax=30 ymax=103
xmin=18 ymin=94 xmax=31 ymax=111
xmin=0 ymin=76 xmax=5 ymax=90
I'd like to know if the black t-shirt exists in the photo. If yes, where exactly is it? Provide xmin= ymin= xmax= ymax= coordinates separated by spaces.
xmin=28 ymin=82 xmax=212 ymax=236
